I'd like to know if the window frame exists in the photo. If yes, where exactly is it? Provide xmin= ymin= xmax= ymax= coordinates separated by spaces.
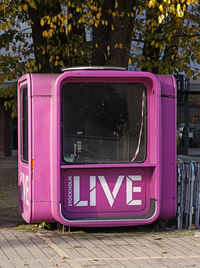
xmin=61 ymin=82 xmax=147 ymax=165
xmin=20 ymin=85 xmax=28 ymax=163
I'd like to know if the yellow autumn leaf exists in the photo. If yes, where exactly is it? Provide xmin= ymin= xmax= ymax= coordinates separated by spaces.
xmin=42 ymin=30 xmax=48 ymax=37
xmin=177 ymin=9 xmax=184 ymax=17
xmin=148 ymin=0 xmax=156 ymax=8
xmin=18 ymin=5 xmax=22 ymax=12
xmin=158 ymin=14 xmax=165 ymax=23
xmin=67 ymin=23 xmax=72 ymax=32
xmin=26 ymin=62 xmax=30 ymax=68
xmin=170 ymin=4 xmax=175 ymax=12
xmin=146 ymin=19 xmax=151 ymax=26
xmin=159 ymin=4 xmax=164 ymax=12
xmin=23 ymin=4 xmax=28 ymax=11
xmin=7 ymin=21 xmax=11 ymax=29
xmin=96 ymin=13 xmax=101 ymax=20
xmin=107 ymin=45 xmax=110 ymax=56
xmin=128 ymin=57 xmax=132 ymax=65
xmin=177 ymin=3 xmax=181 ymax=10
xmin=40 ymin=19 xmax=45 ymax=26
xmin=191 ymin=36 xmax=196 ymax=42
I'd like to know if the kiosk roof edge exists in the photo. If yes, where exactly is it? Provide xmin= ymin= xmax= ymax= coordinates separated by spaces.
xmin=62 ymin=66 xmax=126 ymax=72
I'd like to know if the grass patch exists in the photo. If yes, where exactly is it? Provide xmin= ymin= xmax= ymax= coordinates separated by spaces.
xmin=15 ymin=223 xmax=40 ymax=231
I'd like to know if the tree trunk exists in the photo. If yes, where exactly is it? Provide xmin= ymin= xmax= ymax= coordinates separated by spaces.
xmin=92 ymin=0 xmax=136 ymax=68
xmin=28 ymin=1 xmax=69 ymax=73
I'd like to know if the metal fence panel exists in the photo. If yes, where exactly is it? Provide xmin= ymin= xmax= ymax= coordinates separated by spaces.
xmin=177 ymin=156 xmax=200 ymax=229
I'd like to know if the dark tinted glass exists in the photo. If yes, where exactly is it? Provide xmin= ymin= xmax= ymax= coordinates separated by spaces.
xmin=21 ymin=86 xmax=28 ymax=162
xmin=62 ymin=83 xmax=147 ymax=164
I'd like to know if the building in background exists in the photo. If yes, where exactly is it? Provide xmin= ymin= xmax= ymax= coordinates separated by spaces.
xmin=0 ymin=81 xmax=17 ymax=157
xmin=177 ymin=75 xmax=200 ymax=156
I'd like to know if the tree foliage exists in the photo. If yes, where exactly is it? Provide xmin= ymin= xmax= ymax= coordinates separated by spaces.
xmin=0 ymin=0 xmax=199 ymax=116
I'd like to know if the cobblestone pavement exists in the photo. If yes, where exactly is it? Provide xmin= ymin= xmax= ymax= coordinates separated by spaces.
xmin=1 ymin=227 xmax=200 ymax=268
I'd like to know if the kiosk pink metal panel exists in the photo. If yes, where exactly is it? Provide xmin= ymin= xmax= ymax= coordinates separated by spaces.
xmin=18 ymin=68 xmax=176 ymax=227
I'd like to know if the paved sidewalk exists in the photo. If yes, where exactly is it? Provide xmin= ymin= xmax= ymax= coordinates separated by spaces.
xmin=1 ymin=227 xmax=200 ymax=268
xmin=1 ymin=157 xmax=200 ymax=267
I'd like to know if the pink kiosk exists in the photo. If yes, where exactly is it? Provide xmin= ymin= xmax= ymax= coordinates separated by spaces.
xmin=18 ymin=67 xmax=176 ymax=227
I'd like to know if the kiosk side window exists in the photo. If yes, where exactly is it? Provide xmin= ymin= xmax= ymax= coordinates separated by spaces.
xmin=62 ymin=83 xmax=147 ymax=164
xmin=20 ymin=86 xmax=28 ymax=162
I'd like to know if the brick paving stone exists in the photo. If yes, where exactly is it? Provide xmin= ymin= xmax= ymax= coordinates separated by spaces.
xmin=110 ymin=245 xmax=136 ymax=258
xmin=0 ymin=261 xmax=15 ymax=268
xmin=82 ymin=247 xmax=109 ymax=259
xmin=4 ymin=230 xmax=35 ymax=261
xmin=143 ymin=259 xmax=168 ymax=268
xmin=96 ymin=236 xmax=117 ymax=246
xmin=129 ymin=259 xmax=155 ymax=268
xmin=117 ymin=259 xmax=141 ymax=268
xmin=104 ymin=259 xmax=125 ymax=268
xmin=0 ymin=247 xmax=9 ymax=261
xmin=0 ymin=232 xmax=22 ymax=263
xmin=122 ymin=245 xmax=149 ymax=257
xmin=61 ymin=235 xmax=82 ymax=247
xmin=73 ymin=236 xmax=96 ymax=248
xmin=30 ymin=236 xmax=63 ymax=263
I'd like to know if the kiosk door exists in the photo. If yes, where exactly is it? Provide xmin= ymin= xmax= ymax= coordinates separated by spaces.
xmin=18 ymin=79 xmax=32 ymax=222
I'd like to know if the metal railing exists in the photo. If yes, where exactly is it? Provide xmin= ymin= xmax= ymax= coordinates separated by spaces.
xmin=177 ymin=156 xmax=200 ymax=229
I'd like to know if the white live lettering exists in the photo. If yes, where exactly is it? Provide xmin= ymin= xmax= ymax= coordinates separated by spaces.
xmin=69 ymin=175 xmax=142 ymax=207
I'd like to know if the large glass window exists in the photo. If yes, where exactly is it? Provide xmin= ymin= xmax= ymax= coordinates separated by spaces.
xmin=20 ymin=86 xmax=28 ymax=162
xmin=62 ymin=83 xmax=147 ymax=164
